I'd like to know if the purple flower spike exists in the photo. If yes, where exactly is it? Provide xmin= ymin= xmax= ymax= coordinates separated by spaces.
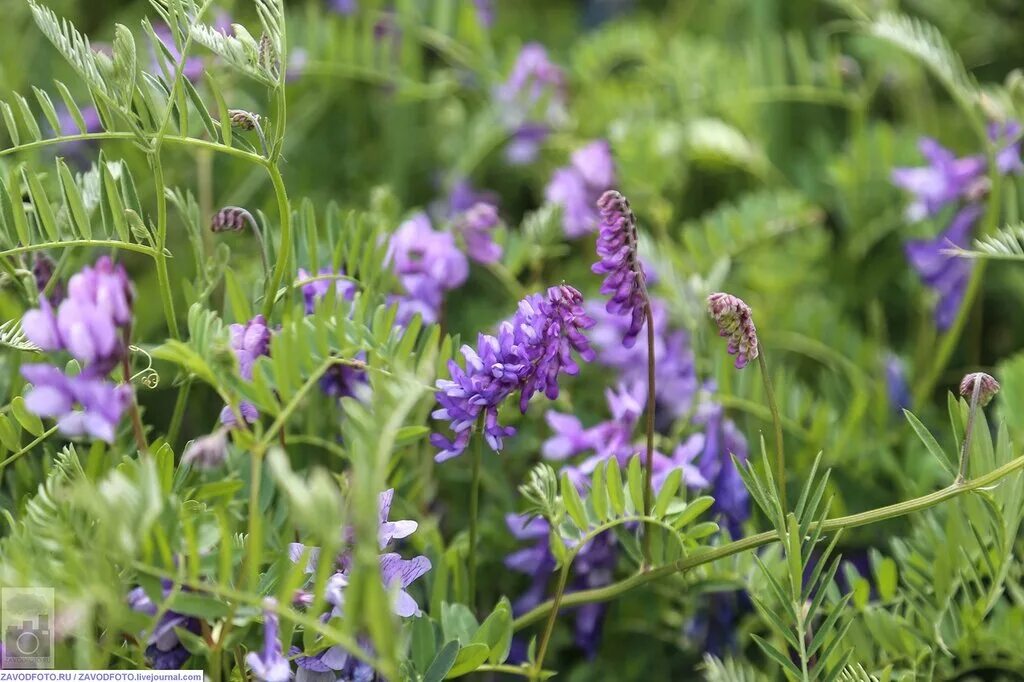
xmin=904 ymin=204 xmax=981 ymax=330
xmin=707 ymin=293 xmax=759 ymax=369
xmin=546 ymin=141 xmax=617 ymax=238
xmin=245 ymin=599 xmax=291 ymax=682
xmin=219 ymin=315 xmax=271 ymax=427
xmin=593 ymin=190 xmax=648 ymax=348
xmin=430 ymin=285 xmax=595 ymax=462
xmin=21 ymin=364 xmax=132 ymax=442
xmin=388 ymin=213 xmax=469 ymax=324
xmin=496 ymin=44 xmax=568 ymax=164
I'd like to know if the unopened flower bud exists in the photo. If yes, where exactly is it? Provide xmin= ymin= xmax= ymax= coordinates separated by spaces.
xmin=707 ymin=292 xmax=759 ymax=369
xmin=960 ymin=372 xmax=1000 ymax=407
xmin=228 ymin=109 xmax=260 ymax=131
xmin=211 ymin=206 xmax=258 ymax=234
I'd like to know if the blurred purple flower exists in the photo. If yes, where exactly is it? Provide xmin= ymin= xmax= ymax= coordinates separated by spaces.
xmin=430 ymin=285 xmax=595 ymax=462
xmin=891 ymin=138 xmax=986 ymax=221
xmin=21 ymin=364 xmax=132 ymax=443
xmin=388 ymin=213 xmax=469 ymax=324
xmin=128 ymin=582 xmax=202 ymax=670
xmin=453 ymin=203 xmax=503 ymax=264
xmin=904 ymin=204 xmax=982 ymax=330
xmin=246 ymin=599 xmax=291 ymax=682
xmin=152 ymin=23 xmax=206 ymax=82
xmin=546 ymin=140 xmax=616 ymax=238
xmin=296 ymin=268 xmax=357 ymax=314
xmin=219 ymin=315 xmax=271 ymax=426
xmin=884 ymin=353 xmax=911 ymax=412
xmin=496 ymin=44 xmax=568 ymax=164
xmin=328 ymin=0 xmax=358 ymax=14
xmin=448 ymin=179 xmax=500 ymax=215
xmin=474 ymin=0 xmax=495 ymax=27
xmin=693 ymin=397 xmax=750 ymax=534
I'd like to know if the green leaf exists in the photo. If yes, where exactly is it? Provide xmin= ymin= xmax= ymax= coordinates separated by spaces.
xmin=470 ymin=599 xmax=512 ymax=666
xmin=440 ymin=602 xmax=478 ymax=645
xmin=653 ymin=468 xmax=682 ymax=517
xmin=627 ymin=454 xmax=644 ymax=514
xmin=590 ymin=462 xmax=608 ymax=521
xmin=206 ymin=71 xmax=232 ymax=147
xmin=11 ymin=397 xmax=44 ymax=437
xmin=605 ymin=459 xmax=624 ymax=515
xmin=684 ymin=521 xmax=719 ymax=540
xmin=903 ymin=409 xmax=955 ymax=475
xmin=395 ymin=425 xmax=430 ymax=447
xmin=23 ymin=169 xmax=59 ymax=242
xmin=410 ymin=616 xmax=436 ymax=672
xmin=0 ymin=414 xmax=22 ymax=452
xmin=166 ymin=592 xmax=231 ymax=619
xmin=54 ymin=81 xmax=86 ymax=133
xmin=671 ymin=495 xmax=715 ymax=529
xmin=561 ymin=471 xmax=588 ymax=530
xmin=876 ymin=557 xmax=898 ymax=602
xmin=1 ymin=101 xmax=20 ymax=147
xmin=445 ymin=643 xmax=490 ymax=679
xmin=752 ymin=633 xmax=802 ymax=679
xmin=57 ymin=158 xmax=91 ymax=239
xmin=423 ymin=640 xmax=459 ymax=682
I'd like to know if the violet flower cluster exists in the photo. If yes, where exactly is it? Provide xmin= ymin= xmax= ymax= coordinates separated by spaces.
xmin=495 ymin=44 xmax=568 ymax=165
xmin=128 ymin=581 xmax=203 ymax=670
xmin=592 ymin=190 xmax=647 ymax=347
xmin=387 ymin=212 xmax=469 ymax=325
xmin=21 ymin=256 xmax=134 ymax=442
xmin=892 ymin=123 xmax=1023 ymax=329
xmin=219 ymin=315 xmax=272 ymax=426
xmin=278 ymin=489 xmax=430 ymax=680
xmin=430 ymin=285 xmax=596 ymax=462
xmin=546 ymin=140 xmax=617 ymax=238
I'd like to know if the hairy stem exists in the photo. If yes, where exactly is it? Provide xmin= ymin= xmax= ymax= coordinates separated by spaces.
xmin=956 ymin=379 xmax=983 ymax=484
xmin=513 ymin=450 xmax=1024 ymax=630
xmin=757 ymin=351 xmax=786 ymax=511
xmin=641 ymin=301 xmax=656 ymax=567
xmin=532 ymin=560 xmax=571 ymax=680
xmin=468 ymin=418 xmax=484 ymax=607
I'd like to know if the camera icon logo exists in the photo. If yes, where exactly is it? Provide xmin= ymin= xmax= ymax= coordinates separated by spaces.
xmin=1 ymin=588 xmax=54 ymax=669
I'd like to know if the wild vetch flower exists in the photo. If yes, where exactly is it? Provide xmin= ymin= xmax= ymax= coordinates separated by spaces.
xmin=448 ymin=179 xmax=500 ymax=215
xmin=378 ymin=554 xmax=432 ymax=617
xmin=496 ymin=44 xmax=568 ymax=164
xmin=707 ymin=293 xmax=759 ymax=369
xmin=474 ymin=0 xmax=495 ymax=27
xmin=960 ymin=372 xmax=1000 ymax=406
xmin=152 ymin=23 xmax=206 ymax=82
xmin=505 ymin=515 xmax=615 ymax=657
xmin=296 ymin=268 xmax=357 ymax=313
xmin=593 ymin=190 xmax=647 ymax=347
xmin=246 ymin=599 xmax=291 ymax=682
xmin=182 ymin=429 xmax=229 ymax=470
xmin=387 ymin=213 xmax=469 ymax=324
xmin=128 ymin=582 xmax=202 ymax=670
xmin=904 ymin=204 xmax=982 ymax=330
xmin=693 ymin=394 xmax=750 ymax=534
xmin=21 ymin=257 xmax=135 ymax=441
xmin=546 ymin=141 xmax=617 ymax=238
xmin=430 ymin=285 xmax=595 ymax=462
xmin=891 ymin=138 xmax=987 ymax=221
xmin=219 ymin=315 xmax=271 ymax=426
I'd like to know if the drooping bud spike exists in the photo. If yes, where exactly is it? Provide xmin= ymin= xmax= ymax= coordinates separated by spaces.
xmin=593 ymin=190 xmax=648 ymax=348
xmin=706 ymin=293 xmax=759 ymax=369
xmin=211 ymin=206 xmax=258 ymax=233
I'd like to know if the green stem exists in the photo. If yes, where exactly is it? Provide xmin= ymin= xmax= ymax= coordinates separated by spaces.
xmin=262 ymin=164 xmax=291 ymax=319
xmin=757 ymin=351 xmax=786 ymax=511
xmin=0 ymin=425 xmax=58 ymax=469
xmin=468 ymin=418 xmax=484 ymax=607
xmin=512 ymin=450 xmax=1024 ymax=630
xmin=531 ymin=561 xmax=571 ymax=681
xmin=166 ymin=379 xmax=191 ymax=448
xmin=0 ymin=240 xmax=157 ymax=259
xmin=245 ymin=450 xmax=264 ymax=590
xmin=641 ymin=301 xmax=656 ymax=567
xmin=150 ymin=159 xmax=180 ymax=340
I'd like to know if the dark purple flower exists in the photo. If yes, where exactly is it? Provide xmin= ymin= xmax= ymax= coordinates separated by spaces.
xmin=430 ymin=285 xmax=595 ymax=462
xmin=593 ymin=190 xmax=647 ymax=347
xmin=693 ymin=396 xmax=750 ymax=535
xmin=128 ymin=582 xmax=203 ymax=670
xmin=32 ymin=254 xmax=63 ymax=303
xmin=388 ymin=213 xmax=469 ymax=324
xmin=904 ymin=204 xmax=982 ymax=330
xmin=505 ymin=515 xmax=615 ymax=657
xmin=219 ymin=315 xmax=271 ymax=426
xmin=546 ymin=141 xmax=617 ymax=238
xmin=496 ymin=44 xmax=568 ymax=164
xmin=246 ymin=598 xmax=291 ymax=682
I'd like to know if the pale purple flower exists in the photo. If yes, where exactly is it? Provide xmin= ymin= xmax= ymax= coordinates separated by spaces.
xmin=128 ymin=582 xmax=202 ymax=670
xmin=448 ymin=179 xmax=500 ymax=215
xmin=453 ymin=203 xmax=503 ymax=264
xmin=904 ymin=204 xmax=981 ymax=330
xmin=182 ymin=429 xmax=229 ymax=469
xmin=377 ymin=489 xmax=418 ymax=548
xmin=891 ymin=138 xmax=986 ymax=221
xmin=246 ymin=599 xmax=291 ymax=682
xmin=379 ymin=554 xmax=432 ymax=617
xmin=593 ymin=190 xmax=647 ymax=347
xmin=546 ymin=141 xmax=616 ymax=238
xmin=296 ymin=268 xmax=357 ymax=314
xmin=430 ymin=285 xmax=595 ymax=462
xmin=496 ymin=44 xmax=568 ymax=164
xmin=707 ymin=293 xmax=759 ymax=369
xmin=388 ymin=213 xmax=469 ymax=324
xmin=22 ymin=364 xmax=132 ymax=443
xmin=328 ymin=0 xmax=358 ymax=14
xmin=884 ymin=353 xmax=911 ymax=412
xmin=152 ymin=23 xmax=206 ymax=82
xmin=474 ymin=0 xmax=495 ymax=27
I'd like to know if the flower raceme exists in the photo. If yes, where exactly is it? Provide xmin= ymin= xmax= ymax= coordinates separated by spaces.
xmin=430 ymin=285 xmax=596 ymax=462
xmin=21 ymin=256 xmax=134 ymax=442
xmin=592 ymin=190 xmax=648 ymax=348
xmin=219 ymin=315 xmax=272 ymax=427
